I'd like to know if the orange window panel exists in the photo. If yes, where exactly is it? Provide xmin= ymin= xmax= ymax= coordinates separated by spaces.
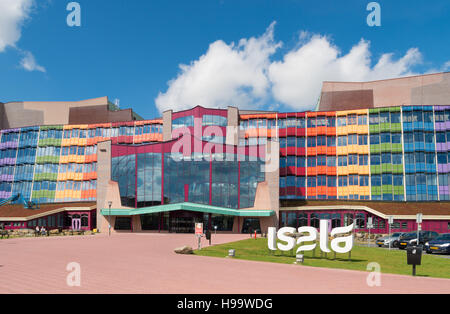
xmin=307 ymin=147 xmax=317 ymax=156
xmin=307 ymin=167 xmax=317 ymax=176
xmin=307 ymin=128 xmax=317 ymax=136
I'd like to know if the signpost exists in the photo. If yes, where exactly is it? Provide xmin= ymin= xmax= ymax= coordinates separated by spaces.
xmin=195 ymin=223 xmax=203 ymax=250
xmin=367 ymin=217 xmax=373 ymax=247
xmin=388 ymin=216 xmax=394 ymax=250
xmin=416 ymin=213 xmax=423 ymax=246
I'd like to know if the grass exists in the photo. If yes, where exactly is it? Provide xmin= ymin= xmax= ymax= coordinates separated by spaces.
xmin=194 ymin=238 xmax=450 ymax=279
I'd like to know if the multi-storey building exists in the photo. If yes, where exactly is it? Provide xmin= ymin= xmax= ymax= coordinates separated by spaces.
xmin=1 ymin=73 xmax=450 ymax=234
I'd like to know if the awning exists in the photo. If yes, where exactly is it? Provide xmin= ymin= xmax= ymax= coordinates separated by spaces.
xmin=101 ymin=202 xmax=275 ymax=217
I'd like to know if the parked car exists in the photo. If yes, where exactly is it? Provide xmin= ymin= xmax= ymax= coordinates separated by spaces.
xmin=424 ymin=233 xmax=450 ymax=254
xmin=397 ymin=231 xmax=439 ymax=250
xmin=375 ymin=233 xmax=404 ymax=247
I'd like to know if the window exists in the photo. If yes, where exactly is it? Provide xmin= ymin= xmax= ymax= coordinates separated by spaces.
xmin=358 ymin=115 xmax=367 ymax=125
xmin=392 ymin=154 xmax=402 ymax=165
xmin=327 ymin=156 xmax=336 ymax=167
xmin=359 ymin=155 xmax=368 ymax=166
xmin=358 ymin=134 xmax=368 ymax=145
xmin=392 ymin=133 xmax=402 ymax=144
xmin=347 ymin=115 xmax=357 ymax=125
xmin=348 ymin=154 xmax=358 ymax=165
xmin=370 ymin=134 xmax=380 ymax=145
xmin=307 ymin=117 xmax=316 ymax=128
xmin=317 ymin=155 xmax=326 ymax=166
xmin=327 ymin=136 xmax=336 ymax=147
xmin=202 ymin=115 xmax=227 ymax=127
xmin=359 ymin=175 xmax=369 ymax=186
xmin=172 ymin=116 xmax=194 ymax=130
xmin=348 ymin=134 xmax=358 ymax=145
xmin=338 ymin=176 xmax=347 ymax=187
xmin=337 ymin=117 xmax=347 ymax=127
xmin=371 ymin=154 xmax=380 ymax=165
xmin=327 ymin=176 xmax=337 ymax=187
xmin=307 ymin=137 xmax=316 ymax=147
xmin=338 ymin=155 xmax=347 ymax=167
xmin=381 ymin=153 xmax=391 ymax=164
xmin=338 ymin=136 xmax=347 ymax=146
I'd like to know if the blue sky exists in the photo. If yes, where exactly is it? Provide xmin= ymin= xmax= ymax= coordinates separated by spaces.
xmin=0 ymin=0 xmax=449 ymax=119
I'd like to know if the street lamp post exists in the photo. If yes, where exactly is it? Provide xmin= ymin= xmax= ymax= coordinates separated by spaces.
xmin=108 ymin=201 xmax=112 ymax=236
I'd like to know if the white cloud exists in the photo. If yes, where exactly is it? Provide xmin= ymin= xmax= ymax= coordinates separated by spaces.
xmin=0 ymin=0 xmax=34 ymax=52
xmin=19 ymin=50 xmax=45 ymax=73
xmin=155 ymin=22 xmax=281 ymax=113
xmin=268 ymin=35 xmax=422 ymax=110
xmin=155 ymin=23 xmax=446 ymax=113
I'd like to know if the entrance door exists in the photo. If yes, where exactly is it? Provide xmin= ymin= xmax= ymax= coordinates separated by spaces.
xmin=72 ymin=218 xmax=81 ymax=231
xmin=169 ymin=211 xmax=203 ymax=233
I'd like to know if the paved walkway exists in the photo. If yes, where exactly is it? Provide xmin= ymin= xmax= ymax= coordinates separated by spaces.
xmin=0 ymin=233 xmax=449 ymax=294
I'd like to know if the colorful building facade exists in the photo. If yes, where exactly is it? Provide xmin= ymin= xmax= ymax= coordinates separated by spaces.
xmin=1 ymin=74 xmax=450 ymax=234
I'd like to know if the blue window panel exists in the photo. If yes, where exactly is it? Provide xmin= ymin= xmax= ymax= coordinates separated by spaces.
xmin=403 ymin=123 xmax=413 ymax=132
xmin=404 ymin=143 xmax=414 ymax=152
xmin=425 ymin=143 xmax=436 ymax=152
xmin=426 ymin=164 xmax=436 ymax=173
xmin=416 ymin=163 xmax=425 ymax=172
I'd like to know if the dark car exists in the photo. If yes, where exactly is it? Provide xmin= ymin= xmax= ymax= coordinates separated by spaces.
xmin=424 ymin=233 xmax=450 ymax=254
xmin=397 ymin=231 xmax=439 ymax=250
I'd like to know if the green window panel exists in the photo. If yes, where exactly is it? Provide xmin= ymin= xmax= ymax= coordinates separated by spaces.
xmin=38 ymin=139 xmax=62 ymax=147
xmin=371 ymin=165 xmax=381 ymax=174
xmin=380 ymin=123 xmax=391 ymax=132
xmin=382 ymin=185 xmax=393 ymax=193
xmin=393 ymin=187 xmax=404 ymax=195
xmin=36 ymin=156 xmax=60 ymax=164
xmin=392 ymin=165 xmax=403 ymax=173
xmin=381 ymin=143 xmax=392 ymax=152
xmin=391 ymin=124 xmax=402 ymax=132
xmin=32 ymin=190 xmax=43 ymax=198
xmin=34 ymin=173 xmax=58 ymax=181
xmin=40 ymin=125 xmax=63 ymax=131
xmin=391 ymin=143 xmax=403 ymax=153
xmin=371 ymin=187 xmax=381 ymax=195
xmin=381 ymin=164 xmax=393 ymax=172
xmin=389 ymin=107 xmax=401 ymax=112
xmin=369 ymin=109 xmax=380 ymax=114
xmin=370 ymin=144 xmax=381 ymax=154
xmin=369 ymin=125 xmax=380 ymax=133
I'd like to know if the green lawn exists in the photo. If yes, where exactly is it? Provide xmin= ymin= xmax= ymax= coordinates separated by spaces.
xmin=194 ymin=238 xmax=450 ymax=279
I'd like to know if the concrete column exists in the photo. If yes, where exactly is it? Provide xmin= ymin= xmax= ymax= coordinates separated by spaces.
xmin=163 ymin=110 xmax=172 ymax=141
xmin=226 ymin=106 xmax=239 ymax=146
xmin=96 ymin=140 xmax=112 ymax=234
xmin=132 ymin=215 xmax=142 ymax=232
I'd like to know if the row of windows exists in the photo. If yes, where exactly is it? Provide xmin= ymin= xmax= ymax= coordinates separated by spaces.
xmin=371 ymin=174 xmax=404 ymax=186
xmin=240 ymin=119 xmax=277 ymax=130
xmin=280 ymin=155 xmax=370 ymax=168
xmin=369 ymin=112 xmax=401 ymax=125
xmin=202 ymin=115 xmax=227 ymax=127
xmin=338 ymin=134 xmax=369 ymax=146
xmin=280 ymin=175 xmax=370 ymax=188
xmin=370 ymin=153 xmax=403 ymax=165
xmin=337 ymin=115 xmax=367 ymax=127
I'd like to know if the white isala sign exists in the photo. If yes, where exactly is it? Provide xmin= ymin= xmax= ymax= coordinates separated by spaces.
xmin=268 ymin=220 xmax=354 ymax=254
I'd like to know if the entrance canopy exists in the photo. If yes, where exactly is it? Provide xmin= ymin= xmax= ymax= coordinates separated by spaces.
xmin=101 ymin=202 xmax=275 ymax=217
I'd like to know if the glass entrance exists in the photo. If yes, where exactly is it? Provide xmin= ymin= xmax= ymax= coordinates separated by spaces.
xmin=169 ymin=211 xmax=203 ymax=233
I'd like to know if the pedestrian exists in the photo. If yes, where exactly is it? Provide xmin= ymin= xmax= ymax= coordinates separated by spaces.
xmin=35 ymin=225 xmax=40 ymax=237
